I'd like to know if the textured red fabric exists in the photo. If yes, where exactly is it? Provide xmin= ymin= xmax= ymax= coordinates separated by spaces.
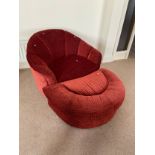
xmin=62 ymin=70 xmax=108 ymax=95
xmin=49 ymin=55 xmax=99 ymax=82
xmin=27 ymin=29 xmax=125 ymax=128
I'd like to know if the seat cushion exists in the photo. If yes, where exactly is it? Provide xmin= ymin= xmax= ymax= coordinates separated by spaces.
xmin=49 ymin=55 xmax=99 ymax=82
xmin=62 ymin=70 xmax=108 ymax=96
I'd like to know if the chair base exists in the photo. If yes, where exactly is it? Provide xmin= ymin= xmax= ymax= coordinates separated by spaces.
xmin=48 ymin=101 xmax=117 ymax=129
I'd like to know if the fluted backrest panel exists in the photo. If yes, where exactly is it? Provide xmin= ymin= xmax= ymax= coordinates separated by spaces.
xmin=27 ymin=34 xmax=53 ymax=68
xmin=27 ymin=30 xmax=82 ymax=66
xmin=37 ymin=30 xmax=65 ymax=60
xmin=77 ymin=40 xmax=102 ymax=65
xmin=27 ymin=29 xmax=102 ymax=73
xmin=64 ymin=31 xmax=80 ymax=56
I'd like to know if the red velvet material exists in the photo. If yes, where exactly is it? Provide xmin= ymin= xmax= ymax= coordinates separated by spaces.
xmin=49 ymin=55 xmax=99 ymax=82
xmin=43 ymin=68 xmax=125 ymax=128
xmin=27 ymin=29 xmax=125 ymax=128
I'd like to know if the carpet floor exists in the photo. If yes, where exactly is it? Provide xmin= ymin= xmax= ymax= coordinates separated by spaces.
xmin=20 ymin=58 xmax=135 ymax=155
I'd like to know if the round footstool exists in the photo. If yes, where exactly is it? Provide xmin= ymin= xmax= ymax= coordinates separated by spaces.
xmin=43 ymin=68 xmax=125 ymax=128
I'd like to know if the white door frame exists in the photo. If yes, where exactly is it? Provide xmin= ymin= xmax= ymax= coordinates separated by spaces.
xmin=102 ymin=0 xmax=134 ymax=62
xmin=113 ymin=23 xmax=135 ymax=60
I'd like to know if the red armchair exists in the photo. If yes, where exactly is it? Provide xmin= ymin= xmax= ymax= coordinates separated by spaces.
xmin=27 ymin=29 xmax=125 ymax=128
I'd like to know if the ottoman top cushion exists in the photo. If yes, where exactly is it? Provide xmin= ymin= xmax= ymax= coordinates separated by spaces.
xmin=62 ymin=70 xmax=108 ymax=96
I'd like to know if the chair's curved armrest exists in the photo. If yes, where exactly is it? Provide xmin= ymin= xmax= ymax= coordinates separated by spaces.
xmin=27 ymin=54 xmax=57 ymax=93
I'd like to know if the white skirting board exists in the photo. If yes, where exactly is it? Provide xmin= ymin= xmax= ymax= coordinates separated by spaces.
xmin=19 ymin=40 xmax=29 ymax=69
xmin=19 ymin=40 xmax=129 ymax=69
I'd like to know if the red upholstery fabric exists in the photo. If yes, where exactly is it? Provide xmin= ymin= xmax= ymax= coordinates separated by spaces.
xmin=27 ymin=29 xmax=125 ymax=128
xmin=49 ymin=55 xmax=99 ymax=82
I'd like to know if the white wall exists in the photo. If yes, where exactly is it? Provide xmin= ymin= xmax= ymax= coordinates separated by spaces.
xmin=98 ymin=0 xmax=116 ymax=61
xmin=19 ymin=0 xmax=105 ymax=48
xmin=99 ymin=0 xmax=130 ymax=62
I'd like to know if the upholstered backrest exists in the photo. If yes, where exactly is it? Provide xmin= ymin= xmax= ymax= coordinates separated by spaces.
xmin=27 ymin=29 xmax=102 ymax=73
xmin=27 ymin=29 xmax=102 ymax=93
xmin=27 ymin=30 xmax=80 ymax=66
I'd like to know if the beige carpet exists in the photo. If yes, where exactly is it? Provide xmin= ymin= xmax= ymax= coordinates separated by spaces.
xmin=20 ymin=58 xmax=135 ymax=155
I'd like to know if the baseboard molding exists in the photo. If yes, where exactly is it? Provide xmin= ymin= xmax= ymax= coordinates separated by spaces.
xmin=102 ymin=55 xmax=114 ymax=63
xmin=101 ymin=52 xmax=129 ymax=64
xmin=19 ymin=61 xmax=29 ymax=69
xmin=19 ymin=40 xmax=28 ymax=69
xmin=19 ymin=39 xmax=127 ymax=69
xmin=19 ymin=54 xmax=128 ymax=69
xmin=113 ymin=51 xmax=128 ymax=60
